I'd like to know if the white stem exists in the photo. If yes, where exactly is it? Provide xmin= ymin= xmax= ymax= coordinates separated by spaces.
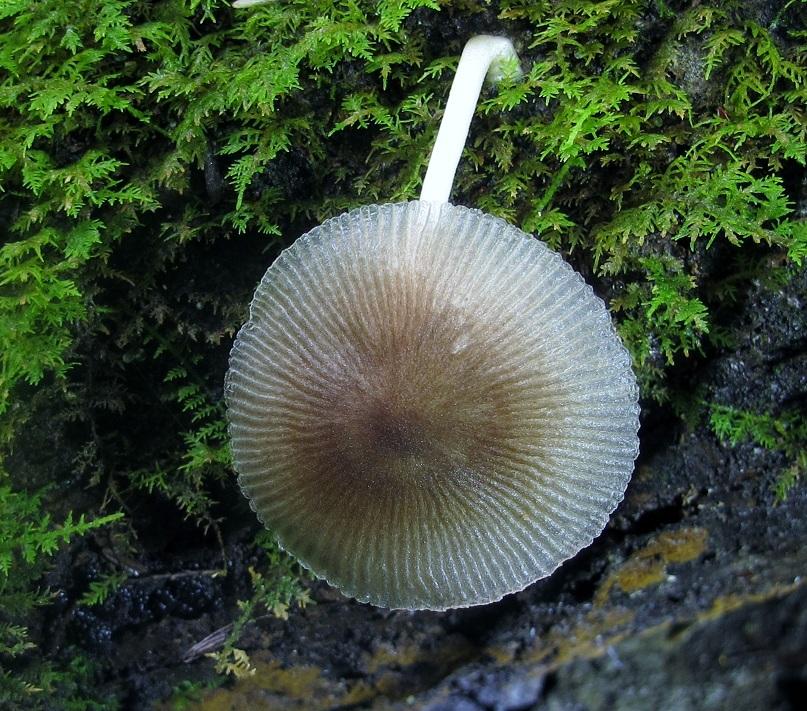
xmin=233 ymin=0 xmax=271 ymax=8
xmin=419 ymin=35 xmax=519 ymax=204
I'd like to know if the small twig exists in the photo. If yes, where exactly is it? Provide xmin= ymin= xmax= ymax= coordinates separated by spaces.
xmin=182 ymin=612 xmax=276 ymax=663
xmin=182 ymin=623 xmax=234 ymax=662
xmin=135 ymin=567 xmax=226 ymax=583
xmin=100 ymin=475 xmax=140 ymax=541
xmin=211 ymin=519 xmax=228 ymax=574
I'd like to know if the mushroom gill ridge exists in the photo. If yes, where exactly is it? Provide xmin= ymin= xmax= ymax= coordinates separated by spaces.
xmin=226 ymin=201 xmax=639 ymax=610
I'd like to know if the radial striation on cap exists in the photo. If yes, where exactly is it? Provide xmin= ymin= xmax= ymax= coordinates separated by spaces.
xmin=225 ymin=201 xmax=639 ymax=610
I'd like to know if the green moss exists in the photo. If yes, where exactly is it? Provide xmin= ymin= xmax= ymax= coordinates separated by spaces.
xmin=710 ymin=404 xmax=807 ymax=502
xmin=2 ymin=0 xmax=804 ymax=416
xmin=1 ymin=0 xmax=806 ymax=704
xmin=206 ymin=532 xmax=311 ymax=680
xmin=0 ymin=487 xmax=121 ymax=706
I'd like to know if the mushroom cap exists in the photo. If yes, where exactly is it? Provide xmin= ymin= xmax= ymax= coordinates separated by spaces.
xmin=225 ymin=201 xmax=639 ymax=610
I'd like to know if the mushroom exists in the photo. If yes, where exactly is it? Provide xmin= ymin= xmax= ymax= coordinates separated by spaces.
xmin=225 ymin=35 xmax=639 ymax=610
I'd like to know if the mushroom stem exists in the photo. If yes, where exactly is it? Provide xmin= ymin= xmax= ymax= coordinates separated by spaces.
xmin=419 ymin=35 xmax=520 ymax=204
xmin=232 ymin=0 xmax=271 ymax=7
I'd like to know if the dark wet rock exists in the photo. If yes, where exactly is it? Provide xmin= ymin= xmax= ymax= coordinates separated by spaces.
xmin=63 ymin=567 xmax=224 ymax=653
xmin=425 ymin=698 xmax=486 ymax=711
xmin=542 ymin=583 xmax=807 ymax=711
xmin=454 ymin=667 xmax=545 ymax=710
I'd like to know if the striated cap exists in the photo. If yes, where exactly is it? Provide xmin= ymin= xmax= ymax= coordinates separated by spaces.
xmin=225 ymin=201 xmax=639 ymax=610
